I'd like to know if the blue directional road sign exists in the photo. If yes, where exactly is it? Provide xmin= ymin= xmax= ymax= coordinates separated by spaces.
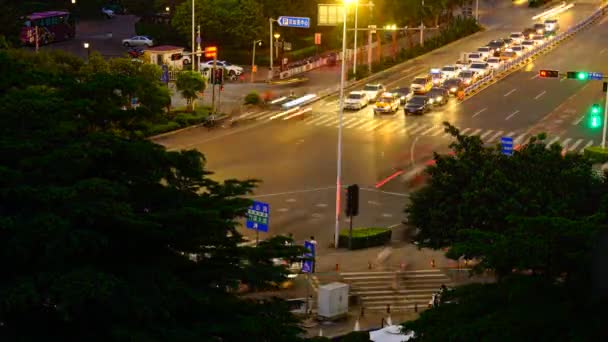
xmin=501 ymin=136 xmax=514 ymax=156
xmin=302 ymin=240 xmax=316 ymax=273
xmin=246 ymin=200 xmax=269 ymax=232
xmin=277 ymin=16 xmax=310 ymax=28
xmin=590 ymin=72 xmax=604 ymax=80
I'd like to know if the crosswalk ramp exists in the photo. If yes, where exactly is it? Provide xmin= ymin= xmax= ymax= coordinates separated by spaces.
xmin=340 ymin=269 xmax=452 ymax=312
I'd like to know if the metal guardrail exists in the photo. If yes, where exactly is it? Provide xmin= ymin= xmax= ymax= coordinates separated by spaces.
xmin=464 ymin=4 xmax=608 ymax=96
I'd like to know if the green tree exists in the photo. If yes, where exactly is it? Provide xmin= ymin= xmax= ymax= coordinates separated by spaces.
xmin=176 ymin=70 xmax=205 ymax=111
xmin=0 ymin=48 xmax=306 ymax=340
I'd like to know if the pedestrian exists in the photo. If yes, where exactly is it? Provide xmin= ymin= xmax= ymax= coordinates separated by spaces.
xmin=457 ymin=89 xmax=465 ymax=101
xmin=285 ymin=232 xmax=294 ymax=246
xmin=310 ymin=236 xmax=317 ymax=273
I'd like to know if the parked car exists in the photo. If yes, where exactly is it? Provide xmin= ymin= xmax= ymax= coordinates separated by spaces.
xmin=441 ymin=65 xmax=461 ymax=79
xmin=468 ymin=62 xmax=490 ymax=77
xmin=499 ymin=50 xmax=517 ymax=61
xmin=467 ymin=52 xmax=485 ymax=63
xmin=443 ymin=78 xmax=464 ymax=96
xmin=411 ymin=75 xmax=433 ymax=94
xmin=531 ymin=34 xmax=545 ymax=45
xmin=390 ymin=87 xmax=413 ymax=105
xmin=344 ymin=91 xmax=369 ymax=110
xmin=477 ymin=46 xmax=492 ymax=60
xmin=521 ymin=40 xmax=536 ymax=50
xmin=427 ymin=88 xmax=449 ymax=106
xmin=404 ymin=95 xmax=432 ymax=115
xmin=361 ymin=83 xmax=386 ymax=102
xmin=510 ymin=45 xmax=526 ymax=56
xmin=510 ymin=32 xmax=525 ymax=44
xmin=373 ymin=92 xmax=400 ymax=114
xmin=201 ymin=60 xmax=244 ymax=76
xmin=458 ymin=70 xmax=478 ymax=86
xmin=122 ymin=35 xmax=153 ymax=47
xmin=486 ymin=57 xmax=502 ymax=70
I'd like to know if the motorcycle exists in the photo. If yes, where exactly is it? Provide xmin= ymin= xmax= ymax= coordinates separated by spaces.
xmin=127 ymin=47 xmax=145 ymax=58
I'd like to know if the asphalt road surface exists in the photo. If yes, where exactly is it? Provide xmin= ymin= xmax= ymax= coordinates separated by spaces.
xmin=154 ymin=0 xmax=606 ymax=252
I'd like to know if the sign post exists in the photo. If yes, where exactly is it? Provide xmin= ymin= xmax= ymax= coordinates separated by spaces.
xmin=246 ymin=200 xmax=270 ymax=245
xmin=501 ymin=137 xmax=514 ymax=156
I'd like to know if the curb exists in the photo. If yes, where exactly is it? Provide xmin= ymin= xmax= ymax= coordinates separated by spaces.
xmin=148 ymin=114 xmax=229 ymax=140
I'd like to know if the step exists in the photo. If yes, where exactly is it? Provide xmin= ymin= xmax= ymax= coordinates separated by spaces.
xmin=401 ymin=273 xmax=451 ymax=279
xmin=341 ymin=275 xmax=396 ymax=281
xmin=402 ymin=278 xmax=451 ymax=284
xmin=361 ymin=294 xmax=432 ymax=301
xmin=365 ymin=304 xmax=430 ymax=311
xmin=340 ymin=269 xmax=444 ymax=277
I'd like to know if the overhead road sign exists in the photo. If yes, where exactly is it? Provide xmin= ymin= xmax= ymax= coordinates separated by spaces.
xmin=278 ymin=16 xmax=310 ymax=28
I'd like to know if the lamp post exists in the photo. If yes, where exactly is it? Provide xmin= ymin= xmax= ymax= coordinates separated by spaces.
xmin=353 ymin=0 xmax=359 ymax=75
xmin=251 ymin=39 xmax=262 ymax=83
xmin=274 ymin=32 xmax=280 ymax=59
xmin=335 ymin=0 xmax=355 ymax=248
xmin=192 ymin=0 xmax=195 ymax=71
xmin=83 ymin=42 xmax=90 ymax=61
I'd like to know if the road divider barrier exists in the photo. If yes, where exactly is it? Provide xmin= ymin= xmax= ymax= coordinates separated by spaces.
xmin=280 ymin=94 xmax=318 ymax=109
xmin=464 ymin=2 xmax=608 ymax=98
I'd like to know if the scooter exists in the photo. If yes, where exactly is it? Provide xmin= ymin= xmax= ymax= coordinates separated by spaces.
xmin=127 ymin=47 xmax=144 ymax=58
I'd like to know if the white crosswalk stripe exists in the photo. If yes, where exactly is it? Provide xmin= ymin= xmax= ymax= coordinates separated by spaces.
xmin=318 ymin=116 xmax=340 ymax=126
xmin=547 ymin=136 xmax=560 ymax=146
xmin=479 ymin=130 xmax=494 ymax=140
xmin=256 ymin=111 xmax=282 ymax=120
xmin=400 ymin=123 xmax=421 ymax=135
xmin=459 ymin=128 xmax=472 ymax=135
xmin=487 ymin=130 xmax=504 ymax=142
xmin=338 ymin=117 xmax=360 ymax=127
xmin=409 ymin=124 xmax=432 ymax=135
xmin=358 ymin=121 xmax=379 ymax=130
xmin=240 ymin=110 xmax=270 ymax=119
xmin=430 ymin=127 xmax=445 ymax=136
xmin=505 ymin=131 xmax=516 ymax=138
xmin=420 ymin=125 xmax=439 ymax=136
xmin=561 ymin=138 xmax=572 ymax=149
xmin=346 ymin=118 xmax=368 ymax=129
xmin=381 ymin=122 xmax=403 ymax=133
xmin=569 ymin=139 xmax=583 ymax=151
xmin=582 ymin=140 xmax=593 ymax=153
xmin=514 ymin=133 xmax=527 ymax=144
xmin=470 ymin=128 xmax=482 ymax=136
xmin=365 ymin=121 xmax=390 ymax=132
xmin=314 ymin=116 xmax=338 ymax=126
xmin=304 ymin=114 xmax=330 ymax=125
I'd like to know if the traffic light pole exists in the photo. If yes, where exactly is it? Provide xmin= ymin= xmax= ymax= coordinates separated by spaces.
xmin=212 ymin=56 xmax=216 ymax=115
xmin=603 ymin=89 xmax=608 ymax=148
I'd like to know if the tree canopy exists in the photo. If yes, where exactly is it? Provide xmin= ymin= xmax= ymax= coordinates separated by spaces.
xmin=0 ymin=48 xmax=307 ymax=340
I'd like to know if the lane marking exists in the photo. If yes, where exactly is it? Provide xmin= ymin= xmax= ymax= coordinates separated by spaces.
xmin=547 ymin=136 xmax=560 ymax=146
xmin=430 ymin=127 xmax=445 ymax=136
xmin=560 ymin=77 xmax=566 ymax=82
xmin=534 ymin=90 xmax=546 ymax=100
xmin=572 ymin=115 xmax=585 ymax=125
xmin=382 ymin=122 xmax=402 ymax=133
xmin=460 ymin=128 xmax=472 ymax=135
xmin=251 ymin=186 xmax=336 ymax=198
xmin=283 ymin=107 xmax=312 ymax=120
xmin=240 ymin=110 xmax=270 ymax=119
xmin=339 ymin=117 xmax=360 ymax=127
xmin=505 ymin=110 xmax=520 ymax=121
xmin=569 ymin=139 xmax=583 ymax=151
xmin=479 ymin=130 xmax=494 ymax=140
xmin=269 ymin=107 xmax=300 ymax=120
xmin=315 ymin=116 xmax=339 ymax=126
xmin=530 ymin=74 xmax=540 ymax=80
xmin=514 ymin=133 xmax=527 ymax=144
xmin=470 ymin=128 xmax=482 ymax=136
xmin=346 ymin=118 xmax=368 ymax=129
xmin=506 ymin=131 xmax=516 ymax=137
xmin=488 ymin=130 xmax=504 ymax=142
xmin=420 ymin=125 xmax=439 ymax=135
xmin=375 ymin=170 xmax=405 ymax=188
xmin=357 ymin=120 xmax=380 ymax=130
xmin=409 ymin=124 xmax=432 ymax=135
xmin=366 ymin=121 xmax=389 ymax=132
xmin=601 ymin=48 xmax=607 ymax=55
xmin=504 ymin=88 xmax=517 ymax=97
xmin=322 ymin=117 xmax=342 ymax=126
xmin=472 ymin=107 xmax=487 ymax=117
xmin=305 ymin=115 xmax=332 ymax=125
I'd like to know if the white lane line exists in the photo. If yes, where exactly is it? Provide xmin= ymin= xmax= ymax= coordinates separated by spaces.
xmin=470 ymin=128 xmax=482 ymax=136
xmin=514 ymin=133 xmax=527 ymax=144
xmin=569 ymin=139 xmax=583 ymax=151
xmin=320 ymin=117 xmax=340 ymax=126
xmin=314 ymin=116 xmax=339 ymax=126
xmin=560 ymin=77 xmax=566 ymax=82
xmin=572 ymin=115 xmax=585 ymax=125
xmin=472 ymin=107 xmax=487 ymax=117
xmin=530 ymin=74 xmax=539 ymax=80
xmin=547 ymin=136 xmax=561 ymax=146
xmin=601 ymin=48 xmax=607 ymax=55
xmin=505 ymin=110 xmax=520 ymax=121
xmin=346 ymin=118 xmax=368 ymax=129
xmin=339 ymin=117 xmax=360 ymax=127
xmin=420 ymin=125 xmax=439 ymax=135
xmin=504 ymin=88 xmax=517 ymax=97
xmin=366 ymin=121 xmax=390 ymax=132
xmin=582 ymin=140 xmax=593 ymax=153
xmin=488 ymin=130 xmax=504 ymax=142
xmin=430 ymin=127 xmax=445 ymax=136
xmin=505 ymin=131 xmax=516 ymax=138
xmin=561 ymin=137 xmax=572 ymax=149
xmin=534 ymin=90 xmax=546 ymax=100
xmin=305 ymin=115 xmax=332 ymax=125
xmin=409 ymin=124 xmax=432 ymax=135
xmin=460 ymin=128 xmax=472 ymax=135
xmin=479 ymin=130 xmax=494 ymax=140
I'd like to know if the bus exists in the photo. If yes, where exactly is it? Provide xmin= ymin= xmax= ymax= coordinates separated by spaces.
xmin=20 ymin=11 xmax=75 ymax=46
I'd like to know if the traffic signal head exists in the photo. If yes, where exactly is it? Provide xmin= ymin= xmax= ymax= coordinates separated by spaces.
xmin=567 ymin=71 xmax=588 ymax=80
xmin=539 ymin=69 xmax=559 ymax=78
xmin=589 ymin=104 xmax=602 ymax=128
xmin=345 ymin=184 xmax=359 ymax=217
xmin=592 ymin=103 xmax=601 ymax=115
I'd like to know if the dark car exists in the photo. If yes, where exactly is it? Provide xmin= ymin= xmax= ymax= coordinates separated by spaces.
xmin=443 ymin=78 xmax=464 ymax=96
xmin=522 ymin=28 xmax=536 ymax=40
xmin=487 ymin=40 xmax=506 ymax=56
xmin=427 ymin=88 xmax=449 ymax=106
xmin=502 ymin=38 xmax=513 ymax=47
xmin=390 ymin=87 xmax=412 ymax=105
xmin=404 ymin=95 xmax=431 ymax=115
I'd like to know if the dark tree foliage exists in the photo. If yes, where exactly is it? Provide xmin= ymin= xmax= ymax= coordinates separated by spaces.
xmin=0 ymin=49 xmax=306 ymax=341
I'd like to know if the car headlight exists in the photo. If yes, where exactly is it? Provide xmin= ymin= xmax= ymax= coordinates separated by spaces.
xmin=428 ymin=98 xmax=434 ymax=104
xmin=464 ymin=80 xmax=471 ymax=84
xmin=436 ymin=96 xmax=443 ymax=102
xmin=450 ymin=87 xmax=457 ymax=92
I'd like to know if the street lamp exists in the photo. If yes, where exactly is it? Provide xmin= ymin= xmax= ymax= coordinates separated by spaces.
xmin=251 ymin=40 xmax=262 ymax=83
xmin=273 ymin=32 xmax=280 ymax=59
xmin=83 ymin=42 xmax=90 ymax=61
xmin=335 ymin=0 xmax=356 ymax=248
xmin=165 ymin=6 xmax=170 ymax=13
xmin=71 ymin=0 xmax=76 ymax=4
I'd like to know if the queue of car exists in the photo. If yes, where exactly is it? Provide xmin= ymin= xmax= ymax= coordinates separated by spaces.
xmin=345 ymin=18 xmax=560 ymax=117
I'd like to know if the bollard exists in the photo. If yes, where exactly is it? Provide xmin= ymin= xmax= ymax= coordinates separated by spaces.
xmin=368 ymin=261 xmax=372 ymax=270
xmin=431 ymin=259 xmax=436 ymax=268
xmin=335 ymin=263 xmax=339 ymax=272
xmin=360 ymin=306 xmax=365 ymax=317
xmin=386 ymin=304 xmax=391 ymax=314
xmin=400 ymin=262 xmax=405 ymax=270
xmin=414 ymin=303 xmax=418 ymax=312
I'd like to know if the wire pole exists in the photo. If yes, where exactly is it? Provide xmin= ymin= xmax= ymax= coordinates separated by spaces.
xmin=602 ymin=87 xmax=608 ymax=148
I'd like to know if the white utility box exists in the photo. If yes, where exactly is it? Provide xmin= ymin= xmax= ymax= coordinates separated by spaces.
xmin=317 ymin=282 xmax=349 ymax=320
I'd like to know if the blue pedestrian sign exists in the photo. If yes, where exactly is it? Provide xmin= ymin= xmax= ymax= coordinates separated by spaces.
xmin=501 ymin=136 xmax=514 ymax=156
xmin=278 ymin=16 xmax=311 ymax=28
xmin=246 ymin=201 xmax=270 ymax=232
xmin=302 ymin=240 xmax=316 ymax=273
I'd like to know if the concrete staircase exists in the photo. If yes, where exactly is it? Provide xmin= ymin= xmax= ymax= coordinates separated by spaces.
xmin=340 ymin=269 xmax=453 ymax=311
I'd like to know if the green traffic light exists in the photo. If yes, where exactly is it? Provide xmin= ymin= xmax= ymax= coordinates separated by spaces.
xmin=577 ymin=72 xmax=588 ymax=80
xmin=591 ymin=116 xmax=601 ymax=128
xmin=592 ymin=107 xmax=600 ymax=114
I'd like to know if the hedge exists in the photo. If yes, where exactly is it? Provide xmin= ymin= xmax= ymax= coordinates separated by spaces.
xmin=584 ymin=146 xmax=608 ymax=164
xmin=338 ymin=227 xmax=392 ymax=250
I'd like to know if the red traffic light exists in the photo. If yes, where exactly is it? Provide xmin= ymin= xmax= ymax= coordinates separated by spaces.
xmin=539 ymin=69 xmax=559 ymax=78
xmin=204 ymin=46 xmax=217 ymax=58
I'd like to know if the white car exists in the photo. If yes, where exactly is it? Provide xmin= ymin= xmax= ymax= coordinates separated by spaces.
xmin=509 ymin=32 xmax=525 ymax=44
xmin=441 ymin=65 xmax=461 ymax=79
xmin=531 ymin=34 xmax=545 ymax=45
xmin=122 ymin=35 xmax=153 ymax=47
xmin=344 ymin=91 xmax=369 ymax=110
xmin=510 ymin=45 xmax=526 ymax=56
xmin=361 ymin=84 xmax=386 ymax=102
xmin=544 ymin=19 xmax=559 ymax=33
xmin=477 ymin=46 xmax=492 ymax=60
xmin=468 ymin=62 xmax=490 ymax=77
xmin=521 ymin=40 xmax=536 ymax=50
xmin=102 ymin=7 xmax=115 ymax=18
xmin=486 ymin=57 xmax=502 ymax=70
xmin=466 ymin=52 xmax=485 ymax=63
xmin=200 ymin=60 xmax=244 ymax=76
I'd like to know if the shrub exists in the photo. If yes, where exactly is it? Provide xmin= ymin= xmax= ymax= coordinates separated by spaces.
xmin=338 ymin=227 xmax=392 ymax=250
xmin=584 ymin=146 xmax=608 ymax=164
xmin=145 ymin=122 xmax=180 ymax=136
xmin=244 ymin=91 xmax=262 ymax=105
